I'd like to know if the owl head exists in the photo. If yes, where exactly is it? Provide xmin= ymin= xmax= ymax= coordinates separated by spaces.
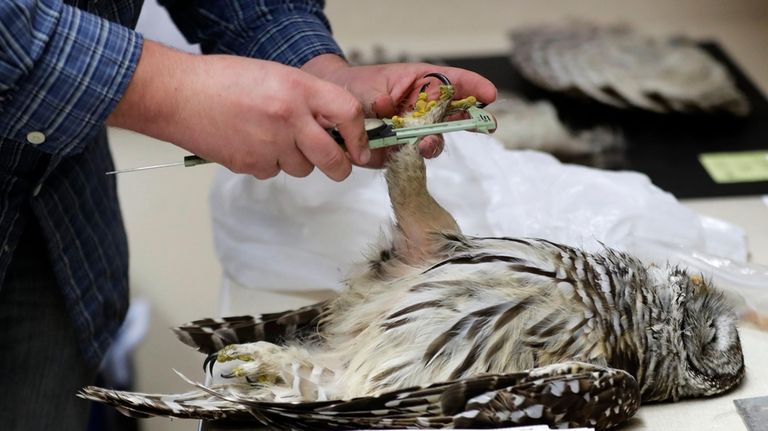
xmin=648 ymin=267 xmax=745 ymax=401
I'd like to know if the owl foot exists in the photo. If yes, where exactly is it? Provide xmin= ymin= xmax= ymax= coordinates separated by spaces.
xmin=210 ymin=341 xmax=338 ymax=402
xmin=214 ymin=341 xmax=287 ymax=385
xmin=391 ymin=75 xmax=456 ymax=128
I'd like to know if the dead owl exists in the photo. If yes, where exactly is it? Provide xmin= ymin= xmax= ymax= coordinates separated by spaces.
xmin=81 ymin=78 xmax=744 ymax=430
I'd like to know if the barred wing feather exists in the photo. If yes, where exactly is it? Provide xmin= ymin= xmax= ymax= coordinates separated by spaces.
xmin=173 ymin=300 xmax=331 ymax=354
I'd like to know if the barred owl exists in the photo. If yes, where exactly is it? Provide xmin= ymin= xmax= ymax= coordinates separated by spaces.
xmin=81 ymin=76 xmax=744 ymax=430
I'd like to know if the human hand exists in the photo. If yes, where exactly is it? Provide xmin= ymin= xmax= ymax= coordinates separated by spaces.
xmin=108 ymin=41 xmax=370 ymax=181
xmin=301 ymin=54 xmax=497 ymax=168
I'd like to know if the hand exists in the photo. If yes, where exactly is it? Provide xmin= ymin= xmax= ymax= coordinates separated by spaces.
xmin=108 ymin=41 xmax=370 ymax=181
xmin=302 ymin=54 xmax=497 ymax=168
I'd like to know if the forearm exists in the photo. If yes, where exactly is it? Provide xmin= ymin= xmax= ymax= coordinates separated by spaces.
xmin=105 ymin=38 xmax=370 ymax=181
xmin=107 ymin=40 xmax=191 ymax=142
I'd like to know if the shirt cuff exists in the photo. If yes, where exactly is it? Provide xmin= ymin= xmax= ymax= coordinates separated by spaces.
xmin=0 ymin=4 xmax=142 ymax=156
xmin=212 ymin=11 xmax=344 ymax=68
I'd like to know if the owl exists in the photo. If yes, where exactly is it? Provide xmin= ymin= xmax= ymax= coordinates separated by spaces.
xmin=81 ymin=75 xmax=744 ymax=430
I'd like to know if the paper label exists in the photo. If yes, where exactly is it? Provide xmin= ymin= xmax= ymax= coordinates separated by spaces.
xmin=698 ymin=150 xmax=768 ymax=184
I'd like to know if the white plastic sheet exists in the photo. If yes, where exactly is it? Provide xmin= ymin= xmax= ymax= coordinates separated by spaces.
xmin=210 ymin=132 xmax=768 ymax=322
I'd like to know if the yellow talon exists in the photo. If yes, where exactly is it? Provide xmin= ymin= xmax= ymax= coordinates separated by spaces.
xmin=450 ymin=95 xmax=477 ymax=109
xmin=389 ymin=84 xmax=466 ymax=128
xmin=438 ymin=85 xmax=455 ymax=102
xmin=257 ymin=374 xmax=275 ymax=384
xmin=217 ymin=352 xmax=256 ymax=363
xmin=217 ymin=346 xmax=258 ymax=363
xmin=231 ymin=366 xmax=276 ymax=384
xmin=690 ymin=275 xmax=705 ymax=287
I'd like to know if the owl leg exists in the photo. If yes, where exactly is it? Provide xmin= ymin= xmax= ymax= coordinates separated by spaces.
xmin=385 ymin=139 xmax=460 ymax=265
xmin=384 ymin=77 xmax=470 ymax=264
xmin=211 ymin=341 xmax=338 ymax=402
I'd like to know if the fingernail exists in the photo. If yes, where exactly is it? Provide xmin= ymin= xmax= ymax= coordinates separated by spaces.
xmin=361 ymin=148 xmax=371 ymax=165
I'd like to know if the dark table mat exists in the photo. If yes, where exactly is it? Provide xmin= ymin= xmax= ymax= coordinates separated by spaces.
xmin=427 ymin=42 xmax=768 ymax=199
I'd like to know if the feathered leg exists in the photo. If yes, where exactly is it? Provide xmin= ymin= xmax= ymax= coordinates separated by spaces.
xmin=385 ymin=85 xmax=462 ymax=265
xmin=386 ymin=144 xmax=459 ymax=266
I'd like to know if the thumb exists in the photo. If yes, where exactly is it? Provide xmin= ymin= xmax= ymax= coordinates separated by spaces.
xmin=370 ymin=94 xmax=397 ymax=118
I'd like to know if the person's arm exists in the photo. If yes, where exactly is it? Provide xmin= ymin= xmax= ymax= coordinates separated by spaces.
xmin=158 ymin=0 xmax=344 ymax=67
xmin=107 ymin=40 xmax=369 ymax=181
xmin=108 ymin=0 xmax=369 ymax=180
xmin=157 ymin=0 xmax=497 ymax=168
xmin=0 ymin=0 xmax=142 ymax=156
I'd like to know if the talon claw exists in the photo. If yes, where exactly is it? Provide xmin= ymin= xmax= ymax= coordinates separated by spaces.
xmin=204 ymin=352 xmax=218 ymax=375
xmin=424 ymin=72 xmax=451 ymax=86
xmin=419 ymin=72 xmax=452 ymax=92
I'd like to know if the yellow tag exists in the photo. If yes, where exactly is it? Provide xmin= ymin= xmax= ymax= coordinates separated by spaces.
xmin=698 ymin=150 xmax=768 ymax=184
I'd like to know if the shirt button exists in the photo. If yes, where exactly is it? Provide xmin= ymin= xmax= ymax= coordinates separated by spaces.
xmin=26 ymin=131 xmax=46 ymax=145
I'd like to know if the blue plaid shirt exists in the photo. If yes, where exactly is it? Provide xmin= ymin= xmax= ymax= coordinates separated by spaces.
xmin=0 ymin=0 xmax=343 ymax=367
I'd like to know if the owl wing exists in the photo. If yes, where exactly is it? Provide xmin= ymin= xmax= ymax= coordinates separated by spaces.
xmin=81 ymin=362 xmax=639 ymax=430
xmin=77 ymin=385 xmax=252 ymax=420
xmin=173 ymin=300 xmax=332 ymax=354
xmin=240 ymin=362 xmax=640 ymax=430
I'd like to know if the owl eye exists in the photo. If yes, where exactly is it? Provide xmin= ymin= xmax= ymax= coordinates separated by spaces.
xmin=707 ymin=331 xmax=717 ymax=345
xmin=705 ymin=322 xmax=717 ymax=346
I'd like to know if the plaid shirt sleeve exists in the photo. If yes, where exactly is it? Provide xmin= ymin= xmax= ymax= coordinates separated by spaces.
xmin=159 ymin=0 xmax=344 ymax=67
xmin=0 ymin=0 xmax=142 ymax=156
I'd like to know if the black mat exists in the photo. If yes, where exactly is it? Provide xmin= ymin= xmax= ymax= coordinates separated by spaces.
xmin=428 ymin=43 xmax=768 ymax=199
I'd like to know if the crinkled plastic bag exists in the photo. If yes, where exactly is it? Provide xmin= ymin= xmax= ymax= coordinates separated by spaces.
xmin=210 ymin=132 xmax=768 ymax=325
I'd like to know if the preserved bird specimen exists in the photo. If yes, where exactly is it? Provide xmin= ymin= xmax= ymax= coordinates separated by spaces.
xmin=81 ymin=78 xmax=743 ymax=430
